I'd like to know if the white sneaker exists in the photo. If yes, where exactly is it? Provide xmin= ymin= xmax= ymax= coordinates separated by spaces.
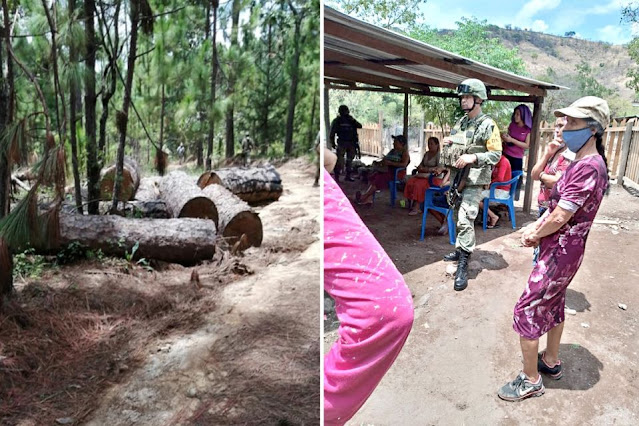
xmin=437 ymin=223 xmax=448 ymax=235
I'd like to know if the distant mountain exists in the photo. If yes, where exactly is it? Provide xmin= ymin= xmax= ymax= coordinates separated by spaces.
xmin=485 ymin=25 xmax=636 ymax=103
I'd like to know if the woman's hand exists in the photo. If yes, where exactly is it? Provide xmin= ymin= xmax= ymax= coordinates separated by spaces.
xmin=545 ymin=139 xmax=563 ymax=156
xmin=521 ymin=227 xmax=540 ymax=247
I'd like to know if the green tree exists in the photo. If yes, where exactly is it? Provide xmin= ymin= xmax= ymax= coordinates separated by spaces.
xmin=576 ymin=61 xmax=615 ymax=98
xmin=328 ymin=0 xmax=427 ymax=30
xmin=410 ymin=17 xmax=528 ymax=128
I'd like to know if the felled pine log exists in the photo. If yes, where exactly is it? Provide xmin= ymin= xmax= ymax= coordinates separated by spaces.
xmin=202 ymin=184 xmax=263 ymax=247
xmin=58 ymin=214 xmax=216 ymax=265
xmin=197 ymin=164 xmax=282 ymax=204
xmin=94 ymin=200 xmax=170 ymax=219
xmin=159 ymin=171 xmax=218 ymax=228
xmin=135 ymin=177 xmax=161 ymax=202
xmin=99 ymin=157 xmax=141 ymax=202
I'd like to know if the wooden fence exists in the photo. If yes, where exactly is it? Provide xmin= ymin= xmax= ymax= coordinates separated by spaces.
xmin=528 ymin=118 xmax=639 ymax=186
xmin=357 ymin=123 xmax=383 ymax=157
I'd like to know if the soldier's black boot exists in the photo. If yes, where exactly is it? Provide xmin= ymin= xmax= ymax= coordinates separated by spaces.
xmin=454 ymin=250 xmax=470 ymax=291
xmin=443 ymin=249 xmax=461 ymax=262
xmin=346 ymin=169 xmax=355 ymax=182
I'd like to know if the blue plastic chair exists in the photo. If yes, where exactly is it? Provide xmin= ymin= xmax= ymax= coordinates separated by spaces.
xmin=388 ymin=167 xmax=407 ymax=207
xmin=482 ymin=170 xmax=524 ymax=231
xmin=420 ymin=184 xmax=456 ymax=245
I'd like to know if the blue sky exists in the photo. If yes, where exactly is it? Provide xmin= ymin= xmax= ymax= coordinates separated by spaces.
xmin=417 ymin=0 xmax=636 ymax=44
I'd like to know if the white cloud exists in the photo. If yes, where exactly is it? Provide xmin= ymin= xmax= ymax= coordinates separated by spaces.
xmin=418 ymin=2 xmax=467 ymax=29
xmin=531 ymin=19 xmax=549 ymax=32
xmin=515 ymin=0 xmax=562 ymax=22
xmin=597 ymin=24 xmax=634 ymax=44
xmin=585 ymin=0 xmax=627 ymax=15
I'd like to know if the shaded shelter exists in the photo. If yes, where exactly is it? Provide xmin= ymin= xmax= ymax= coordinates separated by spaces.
xmin=323 ymin=6 xmax=567 ymax=214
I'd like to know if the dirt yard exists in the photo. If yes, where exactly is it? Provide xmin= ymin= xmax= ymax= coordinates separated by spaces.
xmin=325 ymin=177 xmax=639 ymax=425
xmin=1 ymin=158 xmax=320 ymax=425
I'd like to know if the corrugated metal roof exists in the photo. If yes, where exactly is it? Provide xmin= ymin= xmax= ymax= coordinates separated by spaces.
xmin=324 ymin=6 xmax=568 ymax=97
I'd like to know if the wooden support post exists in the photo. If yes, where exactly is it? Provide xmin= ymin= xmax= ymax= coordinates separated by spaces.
xmin=378 ymin=110 xmax=384 ymax=155
xmin=523 ymin=97 xmax=543 ymax=215
xmin=324 ymin=85 xmax=331 ymax=146
xmin=419 ymin=114 xmax=425 ymax=155
xmin=617 ymin=118 xmax=635 ymax=182
xmin=403 ymin=93 xmax=409 ymax=141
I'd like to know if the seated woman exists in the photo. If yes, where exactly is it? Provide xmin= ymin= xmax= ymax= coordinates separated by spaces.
xmin=478 ymin=154 xmax=512 ymax=228
xmin=403 ymin=137 xmax=449 ymax=216
xmin=355 ymin=134 xmax=410 ymax=205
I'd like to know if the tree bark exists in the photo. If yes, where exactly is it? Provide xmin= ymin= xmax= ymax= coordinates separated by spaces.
xmin=202 ymin=184 xmax=262 ymax=247
xmin=93 ymin=200 xmax=169 ymax=218
xmin=69 ymin=0 xmax=83 ymax=214
xmin=197 ymin=165 xmax=283 ymax=204
xmin=96 ymin=0 xmax=120 ymax=187
xmin=206 ymin=0 xmax=219 ymax=171
xmin=0 ymin=0 xmax=11 ymax=219
xmin=284 ymin=2 xmax=303 ymax=155
xmin=100 ymin=157 xmax=141 ymax=201
xmin=85 ymin=0 xmax=100 ymax=215
xmin=57 ymin=214 xmax=216 ymax=265
xmin=159 ymin=171 xmax=219 ymax=227
xmin=111 ymin=1 xmax=141 ymax=212
xmin=159 ymin=83 xmax=165 ymax=170
xmin=0 ymin=238 xmax=12 ymax=297
xmin=224 ymin=0 xmax=240 ymax=159
xmin=135 ymin=176 xmax=160 ymax=201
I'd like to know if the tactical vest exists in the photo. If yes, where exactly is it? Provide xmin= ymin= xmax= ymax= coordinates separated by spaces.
xmin=441 ymin=114 xmax=494 ymax=186
xmin=335 ymin=116 xmax=358 ymax=145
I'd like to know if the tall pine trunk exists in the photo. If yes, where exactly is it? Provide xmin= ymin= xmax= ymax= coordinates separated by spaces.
xmin=284 ymin=3 xmax=302 ymax=155
xmin=111 ymin=2 xmax=141 ymax=212
xmin=97 ymin=0 xmax=120 ymax=178
xmin=85 ymin=0 xmax=99 ymax=214
xmin=0 ymin=0 xmax=13 ymax=219
xmin=69 ymin=0 xmax=83 ymax=214
xmin=224 ymin=0 xmax=240 ymax=159
xmin=206 ymin=0 xmax=219 ymax=169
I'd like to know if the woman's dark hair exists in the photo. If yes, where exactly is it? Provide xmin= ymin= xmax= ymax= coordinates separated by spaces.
xmin=427 ymin=136 xmax=440 ymax=150
xmin=585 ymin=118 xmax=610 ymax=189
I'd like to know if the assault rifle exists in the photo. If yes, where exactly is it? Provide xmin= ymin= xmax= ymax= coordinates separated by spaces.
xmin=447 ymin=164 xmax=471 ymax=209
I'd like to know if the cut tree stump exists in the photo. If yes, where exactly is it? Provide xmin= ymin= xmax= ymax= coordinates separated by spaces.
xmin=58 ymin=214 xmax=216 ymax=265
xmin=202 ymin=184 xmax=263 ymax=247
xmin=99 ymin=157 xmax=141 ymax=201
xmin=197 ymin=165 xmax=283 ymax=204
xmin=159 ymin=171 xmax=218 ymax=228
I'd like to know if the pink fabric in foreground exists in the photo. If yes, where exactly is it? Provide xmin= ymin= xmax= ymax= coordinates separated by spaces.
xmin=323 ymin=172 xmax=414 ymax=425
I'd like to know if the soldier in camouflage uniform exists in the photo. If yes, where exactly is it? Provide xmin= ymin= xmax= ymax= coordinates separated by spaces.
xmin=441 ymin=79 xmax=502 ymax=291
xmin=329 ymin=105 xmax=362 ymax=182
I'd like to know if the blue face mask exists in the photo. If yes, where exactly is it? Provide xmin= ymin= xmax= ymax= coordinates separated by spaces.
xmin=562 ymin=127 xmax=593 ymax=153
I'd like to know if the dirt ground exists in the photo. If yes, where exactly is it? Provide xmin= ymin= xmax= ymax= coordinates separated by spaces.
xmin=1 ymin=158 xmax=320 ymax=425
xmin=325 ymin=176 xmax=639 ymax=425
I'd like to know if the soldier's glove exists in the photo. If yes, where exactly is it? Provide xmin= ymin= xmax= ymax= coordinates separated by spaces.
xmin=356 ymin=143 xmax=362 ymax=159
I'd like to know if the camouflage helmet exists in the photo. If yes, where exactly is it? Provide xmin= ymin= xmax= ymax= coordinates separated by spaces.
xmin=457 ymin=78 xmax=488 ymax=101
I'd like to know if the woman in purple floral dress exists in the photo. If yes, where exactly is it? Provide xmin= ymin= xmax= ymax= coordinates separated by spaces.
xmin=498 ymin=96 xmax=611 ymax=402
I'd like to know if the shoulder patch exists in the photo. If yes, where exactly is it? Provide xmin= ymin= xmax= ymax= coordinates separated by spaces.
xmin=486 ymin=120 xmax=502 ymax=152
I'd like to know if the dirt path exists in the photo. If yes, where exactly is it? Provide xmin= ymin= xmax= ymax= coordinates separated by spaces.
xmin=326 ymin=178 xmax=639 ymax=425
xmin=1 ymin=159 xmax=320 ymax=425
